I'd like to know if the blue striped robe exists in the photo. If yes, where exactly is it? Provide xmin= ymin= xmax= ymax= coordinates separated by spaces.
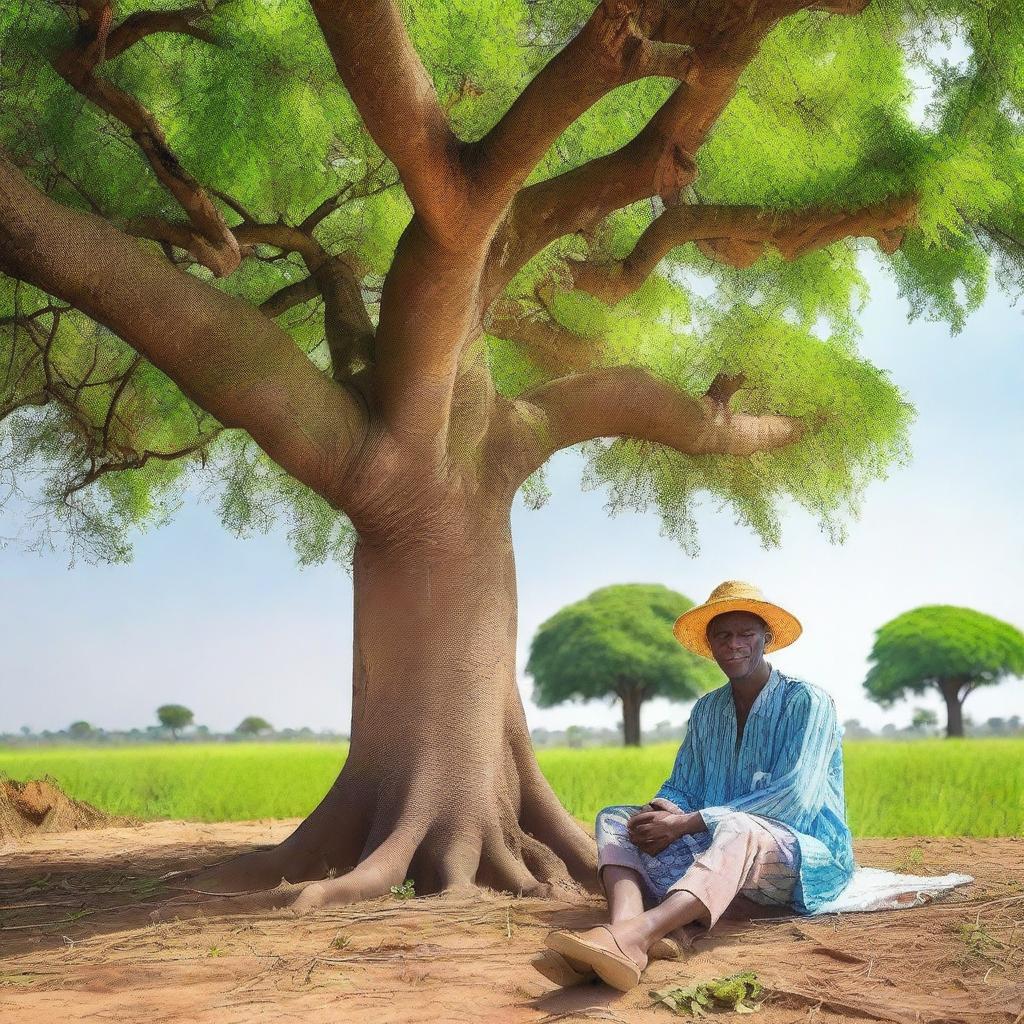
xmin=654 ymin=666 xmax=855 ymax=913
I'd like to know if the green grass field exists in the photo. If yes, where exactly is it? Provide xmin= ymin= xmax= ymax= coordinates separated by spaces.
xmin=1 ymin=739 xmax=1022 ymax=837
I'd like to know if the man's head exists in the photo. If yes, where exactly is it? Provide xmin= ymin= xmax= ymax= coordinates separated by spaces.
xmin=705 ymin=610 xmax=773 ymax=680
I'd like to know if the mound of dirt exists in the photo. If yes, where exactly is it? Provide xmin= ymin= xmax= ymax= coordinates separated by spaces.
xmin=0 ymin=778 xmax=128 ymax=845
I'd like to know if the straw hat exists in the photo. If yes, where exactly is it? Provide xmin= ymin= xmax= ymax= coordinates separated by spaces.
xmin=673 ymin=580 xmax=802 ymax=660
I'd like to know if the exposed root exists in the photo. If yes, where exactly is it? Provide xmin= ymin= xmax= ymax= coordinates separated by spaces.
xmin=519 ymin=828 xmax=574 ymax=887
xmin=477 ymin=825 xmax=544 ymax=896
xmin=293 ymin=827 xmax=420 ymax=912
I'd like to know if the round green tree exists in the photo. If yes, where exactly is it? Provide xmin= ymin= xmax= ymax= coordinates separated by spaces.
xmin=864 ymin=606 xmax=1024 ymax=738
xmin=156 ymin=704 xmax=194 ymax=739
xmin=527 ymin=584 xmax=720 ymax=746
xmin=236 ymin=716 xmax=273 ymax=736
xmin=1 ymin=0 xmax=1022 ymax=907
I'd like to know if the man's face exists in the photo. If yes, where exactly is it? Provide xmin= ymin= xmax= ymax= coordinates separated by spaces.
xmin=706 ymin=610 xmax=770 ymax=679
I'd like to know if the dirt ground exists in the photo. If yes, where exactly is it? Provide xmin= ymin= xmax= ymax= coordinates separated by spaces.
xmin=1 ymin=819 xmax=1022 ymax=1024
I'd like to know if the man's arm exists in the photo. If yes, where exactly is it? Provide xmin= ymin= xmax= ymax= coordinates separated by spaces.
xmin=628 ymin=703 xmax=706 ymax=852
xmin=650 ymin=702 xmax=705 ymax=809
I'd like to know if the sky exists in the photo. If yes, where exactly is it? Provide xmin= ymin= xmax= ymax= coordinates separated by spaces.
xmin=1 ymin=262 xmax=1022 ymax=737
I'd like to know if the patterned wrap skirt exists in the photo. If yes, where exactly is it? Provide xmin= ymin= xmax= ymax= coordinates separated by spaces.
xmin=595 ymin=804 xmax=800 ymax=929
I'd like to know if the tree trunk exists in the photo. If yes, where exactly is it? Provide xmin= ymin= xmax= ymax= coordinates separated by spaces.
xmin=939 ymin=677 xmax=966 ymax=738
xmin=188 ymin=503 xmax=598 ymax=908
xmin=620 ymin=685 xmax=643 ymax=747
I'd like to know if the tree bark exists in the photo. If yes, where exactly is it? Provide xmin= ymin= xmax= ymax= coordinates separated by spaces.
xmin=938 ymin=677 xmax=968 ymax=738
xmin=188 ymin=493 xmax=598 ymax=907
xmin=620 ymin=684 xmax=644 ymax=747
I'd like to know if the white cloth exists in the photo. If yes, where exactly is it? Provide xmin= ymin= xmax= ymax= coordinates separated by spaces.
xmin=809 ymin=865 xmax=974 ymax=914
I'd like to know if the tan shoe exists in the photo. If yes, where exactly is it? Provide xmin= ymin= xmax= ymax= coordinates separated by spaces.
xmin=531 ymin=949 xmax=595 ymax=986
xmin=650 ymin=935 xmax=688 ymax=960
xmin=546 ymin=926 xmax=645 ymax=992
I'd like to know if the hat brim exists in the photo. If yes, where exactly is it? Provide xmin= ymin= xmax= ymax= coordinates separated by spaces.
xmin=673 ymin=598 xmax=802 ymax=660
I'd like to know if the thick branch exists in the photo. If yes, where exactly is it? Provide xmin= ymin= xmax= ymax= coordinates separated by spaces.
xmin=483 ymin=0 xmax=874 ymax=303
xmin=51 ymin=2 xmax=239 ymax=276
xmin=505 ymin=365 xmax=804 ymax=484
xmin=308 ymin=0 xmax=470 ymax=247
xmin=468 ymin=0 xmax=697 ymax=216
xmin=568 ymin=195 xmax=919 ymax=303
xmin=0 ymin=149 xmax=366 ymax=504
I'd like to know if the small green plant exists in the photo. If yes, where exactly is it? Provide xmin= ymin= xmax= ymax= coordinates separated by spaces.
xmin=897 ymin=846 xmax=925 ymax=872
xmin=207 ymin=946 xmax=224 ymax=958
xmin=389 ymin=878 xmax=416 ymax=899
xmin=652 ymin=971 xmax=764 ymax=1016
xmin=331 ymin=933 xmax=351 ymax=950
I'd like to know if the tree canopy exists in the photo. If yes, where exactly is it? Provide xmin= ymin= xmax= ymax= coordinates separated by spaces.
xmin=526 ymin=583 xmax=720 ymax=743
xmin=236 ymin=715 xmax=273 ymax=736
xmin=156 ymin=703 xmax=194 ymax=736
xmin=2 ymin=0 xmax=1021 ymax=565
xmin=864 ymin=605 xmax=1024 ymax=735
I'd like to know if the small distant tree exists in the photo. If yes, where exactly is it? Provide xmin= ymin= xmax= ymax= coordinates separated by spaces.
xmin=156 ymin=704 xmax=194 ymax=739
xmin=841 ymin=718 xmax=873 ymax=740
xmin=564 ymin=725 xmax=586 ymax=750
xmin=236 ymin=716 xmax=273 ymax=736
xmin=865 ymin=607 xmax=1024 ymax=738
xmin=910 ymin=707 xmax=938 ymax=733
xmin=68 ymin=720 xmax=94 ymax=740
xmin=527 ymin=584 xmax=720 ymax=747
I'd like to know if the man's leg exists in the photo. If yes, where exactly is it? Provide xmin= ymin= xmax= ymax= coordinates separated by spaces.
xmin=566 ymin=811 xmax=786 ymax=970
xmin=600 ymin=864 xmax=645 ymax=923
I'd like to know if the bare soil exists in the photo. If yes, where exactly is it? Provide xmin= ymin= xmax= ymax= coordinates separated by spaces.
xmin=1 ymin=819 xmax=1021 ymax=1024
xmin=0 ymin=779 xmax=132 ymax=844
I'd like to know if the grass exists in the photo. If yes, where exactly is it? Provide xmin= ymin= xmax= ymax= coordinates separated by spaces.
xmin=1 ymin=738 xmax=1021 ymax=836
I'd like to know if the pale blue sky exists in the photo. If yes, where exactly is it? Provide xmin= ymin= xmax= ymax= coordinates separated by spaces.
xmin=1 ymin=262 xmax=1022 ymax=736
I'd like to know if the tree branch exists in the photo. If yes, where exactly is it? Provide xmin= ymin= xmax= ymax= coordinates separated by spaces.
xmin=467 ymin=0 xmax=697 ymax=217
xmin=486 ymin=298 xmax=606 ymax=376
xmin=482 ymin=0 xmax=875 ymax=303
xmin=307 ymin=0 xmax=470 ymax=247
xmin=234 ymin=223 xmax=375 ymax=383
xmin=0 ymin=148 xmax=367 ymax=505
xmin=565 ymin=195 xmax=919 ymax=303
xmin=104 ymin=5 xmax=217 ymax=59
xmin=51 ymin=1 xmax=240 ymax=276
xmin=504 ymin=364 xmax=803 ymax=484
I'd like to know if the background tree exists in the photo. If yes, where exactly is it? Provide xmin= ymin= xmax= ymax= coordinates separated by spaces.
xmin=236 ymin=716 xmax=273 ymax=737
xmin=68 ymin=720 xmax=94 ymax=740
xmin=156 ymin=704 xmax=194 ymax=739
xmin=865 ymin=606 xmax=1024 ymax=738
xmin=527 ymin=584 xmax=719 ymax=746
xmin=1 ymin=0 xmax=1022 ymax=908
xmin=910 ymin=706 xmax=938 ymax=734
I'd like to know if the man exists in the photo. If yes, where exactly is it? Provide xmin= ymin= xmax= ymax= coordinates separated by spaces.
xmin=540 ymin=580 xmax=856 ymax=992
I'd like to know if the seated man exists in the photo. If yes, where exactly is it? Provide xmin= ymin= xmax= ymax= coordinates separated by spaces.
xmin=542 ymin=580 xmax=856 ymax=992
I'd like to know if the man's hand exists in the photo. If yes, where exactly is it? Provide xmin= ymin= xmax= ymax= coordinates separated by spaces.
xmin=627 ymin=800 xmax=692 ymax=855
xmin=626 ymin=810 xmax=684 ymax=855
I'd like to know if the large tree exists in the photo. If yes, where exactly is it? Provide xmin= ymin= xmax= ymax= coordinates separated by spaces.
xmin=1 ymin=0 xmax=1021 ymax=909
xmin=865 ymin=606 xmax=1024 ymax=738
xmin=527 ymin=584 xmax=719 ymax=745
